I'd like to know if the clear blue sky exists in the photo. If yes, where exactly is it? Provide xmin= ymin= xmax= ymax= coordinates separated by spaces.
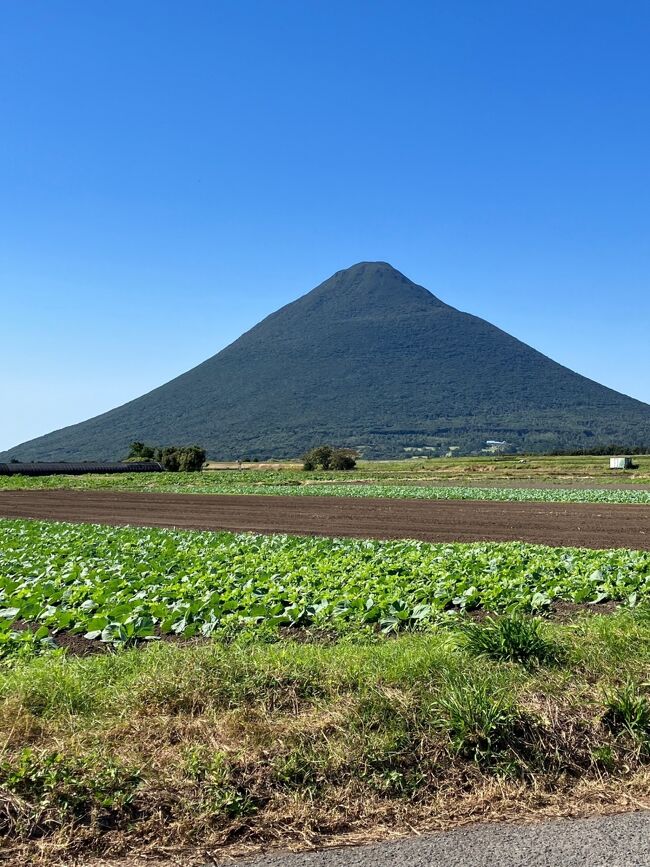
xmin=2 ymin=0 xmax=649 ymax=452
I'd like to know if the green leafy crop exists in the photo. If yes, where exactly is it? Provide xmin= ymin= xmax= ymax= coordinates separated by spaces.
xmin=2 ymin=470 xmax=650 ymax=505
xmin=1 ymin=519 xmax=649 ymax=653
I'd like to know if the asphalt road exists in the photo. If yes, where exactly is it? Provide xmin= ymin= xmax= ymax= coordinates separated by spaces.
xmin=235 ymin=813 xmax=650 ymax=867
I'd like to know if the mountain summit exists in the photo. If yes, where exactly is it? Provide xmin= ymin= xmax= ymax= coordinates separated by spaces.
xmin=3 ymin=262 xmax=649 ymax=460
xmin=287 ymin=261 xmax=447 ymax=315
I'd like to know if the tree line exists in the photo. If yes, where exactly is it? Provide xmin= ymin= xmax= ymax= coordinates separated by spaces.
xmin=127 ymin=442 xmax=206 ymax=472
xmin=550 ymin=444 xmax=649 ymax=456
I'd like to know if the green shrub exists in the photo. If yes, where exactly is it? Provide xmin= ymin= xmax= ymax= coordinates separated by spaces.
xmin=125 ymin=442 xmax=206 ymax=471
xmin=330 ymin=449 xmax=357 ymax=470
xmin=302 ymin=445 xmax=357 ymax=471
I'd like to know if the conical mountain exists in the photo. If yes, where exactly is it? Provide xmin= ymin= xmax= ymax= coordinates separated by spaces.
xmin=3 ymin=262 xmax=649 ymax=460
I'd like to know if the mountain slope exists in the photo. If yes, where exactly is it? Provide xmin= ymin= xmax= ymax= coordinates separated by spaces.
xmin=3 ymin=262 xmax=649 ymax=460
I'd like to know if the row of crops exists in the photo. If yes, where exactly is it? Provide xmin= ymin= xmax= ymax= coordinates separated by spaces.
xmin=196 ymin=481 xmax=650 ymax=504
xmin=1 ymin=519 xmax=649 ymax=652
xmin=2 ymin=470 xmax=650 ymax=503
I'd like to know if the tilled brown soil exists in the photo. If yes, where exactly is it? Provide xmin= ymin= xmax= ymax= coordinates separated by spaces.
xmin=1 ymin=489 xmax=649 ymax=549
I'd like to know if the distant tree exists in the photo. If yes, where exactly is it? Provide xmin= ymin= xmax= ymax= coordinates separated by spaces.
xmin=154 ymin=445 xmax=206 ymax=472
xmin=313 ymin=445 xmax=334 ymax=469
xmin=330 ymin=448 xmax=358 ymax=470
xmin=550 ymin=444 xmax=649 ymax=457
xmin=177 ymin=445 xmax=206 ymax=472
xmin=155 ymin=447 xmax=179 ymax=471
xmin=127 ymin=441 xmax=155 ymax=460
xmin=302 ymin=445 xmax=332 ymax=471
xmin=124 ymin=443 xmax=206 ymax=471
xmin=302 ymin=445 xmax=357 ymax=471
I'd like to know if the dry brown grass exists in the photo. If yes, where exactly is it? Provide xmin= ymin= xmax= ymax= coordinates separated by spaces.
xmin=4 ymin=775 xmax=649 ymax=867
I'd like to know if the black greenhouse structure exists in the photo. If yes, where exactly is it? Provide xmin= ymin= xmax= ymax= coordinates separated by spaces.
xmin=0 ymin=462 xmax=164 ymax=477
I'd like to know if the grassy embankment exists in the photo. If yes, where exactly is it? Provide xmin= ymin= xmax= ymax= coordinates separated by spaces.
xmin=1 ymin=615 xmax=650 ymax=865
xmin=1 ymin=519 xmax=650 ymax=863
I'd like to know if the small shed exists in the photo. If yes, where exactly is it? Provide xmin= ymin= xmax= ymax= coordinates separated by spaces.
xmin=609 ymin=457 xmax=633 ymax=470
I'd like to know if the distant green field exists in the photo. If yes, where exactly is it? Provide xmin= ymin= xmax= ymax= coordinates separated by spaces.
xmin=2 ymin=466 xmax=650 ymax=504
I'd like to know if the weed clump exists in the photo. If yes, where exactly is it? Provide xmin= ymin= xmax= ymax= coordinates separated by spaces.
xmin=461 ymin=615 xmax=563 ymax=667
xmin=603 ymin=681 xmax=650 ymax=746
xmin=0 ymin=748 xmax=141 ymax=838
xmin=433 ymin=674 xmax=532 ymax=768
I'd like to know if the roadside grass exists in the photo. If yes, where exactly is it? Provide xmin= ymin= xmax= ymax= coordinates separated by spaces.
xmin=1 ymin=611 xmax=650 ymax=864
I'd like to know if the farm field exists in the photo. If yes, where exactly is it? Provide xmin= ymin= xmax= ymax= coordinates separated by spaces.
xmin=2 ymin=455 xmax=650 ymax=506
xmin=2 ymin=489 xmax=650 ymax=549
xmin=1 ymin=519 xmax=650 ymax=864
xmin=2 ymin=460 xmax=650 ymax=864
xmin=2 ymin=473 xmax=650 ymax=506
xmin=204 ymin=453 xmax=650 ymax=485
xmin=2 ymin=519 xmax=650 ymax=647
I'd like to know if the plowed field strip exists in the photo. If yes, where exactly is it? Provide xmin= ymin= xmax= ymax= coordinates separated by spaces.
xmin=1 ymin=489 xmax=649 ymax=549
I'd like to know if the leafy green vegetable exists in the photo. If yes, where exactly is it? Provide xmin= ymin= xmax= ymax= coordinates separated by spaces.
xmin=1 ymin=519 xmax=649 ymax=652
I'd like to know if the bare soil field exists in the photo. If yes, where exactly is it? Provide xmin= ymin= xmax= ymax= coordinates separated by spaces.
xmin=1 ymin=489 xmax=649 ymax=549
